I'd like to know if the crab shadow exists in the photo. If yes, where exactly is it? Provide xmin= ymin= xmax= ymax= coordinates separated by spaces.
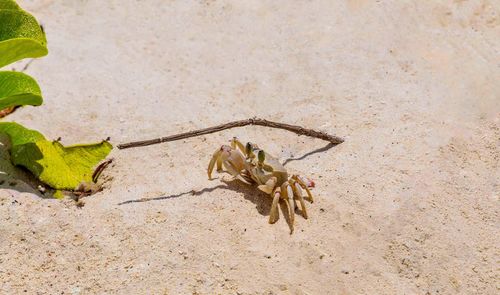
xmin=117 ymin=180 xmax=272 ymax=213
xmin=117 ymin=184 xmax=227 ymax=205
xmin=221 ymin=180 xmax=272 ymax=215
xmin=222 ymin=180 xmax=301 ymax=231
xmin=221 ymin=179 xmax=299 ymax=231
xmin=117 ymin=177 xmax=272 ymax=213
xmin=118 ymin=179 xmax=297 ymax=232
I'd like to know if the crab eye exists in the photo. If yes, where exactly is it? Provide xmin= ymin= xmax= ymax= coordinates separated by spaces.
xmin=258 ymin=150 xmax=265 ymax=163
xmin=246 ymin=142 xmax=252 ymax=155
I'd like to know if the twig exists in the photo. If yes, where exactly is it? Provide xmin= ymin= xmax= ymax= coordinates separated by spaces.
xmin=92 ymin=158 xmax=113 ymax=183
xmin=117 ymin=118 xmax=344 ymax=150
xmin=21 ymin=59 xmax=35 ymax=72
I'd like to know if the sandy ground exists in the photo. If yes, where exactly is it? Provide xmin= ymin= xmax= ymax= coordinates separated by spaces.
xmin=0 ymin=0 xmax=499 ymax=294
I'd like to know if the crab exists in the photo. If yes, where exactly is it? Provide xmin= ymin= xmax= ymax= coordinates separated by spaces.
xmin=208 ymin=137 xmax=315 ymax=233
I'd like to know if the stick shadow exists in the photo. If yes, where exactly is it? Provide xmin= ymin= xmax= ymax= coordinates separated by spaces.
xmin=282 ymin=142 xmax=338 ymax=166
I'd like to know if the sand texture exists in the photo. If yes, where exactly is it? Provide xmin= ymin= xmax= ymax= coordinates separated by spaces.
xmin=1 ymin=0 xmax=499 ymax=294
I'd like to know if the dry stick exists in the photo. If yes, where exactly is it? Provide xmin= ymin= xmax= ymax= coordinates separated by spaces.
xmin=21 ymin=58 xmax=35 ymax=72
xmin=92 ymin=158 xmax=113 ymax=183
xmin=117 ymin=118 xmax=344 ymax=150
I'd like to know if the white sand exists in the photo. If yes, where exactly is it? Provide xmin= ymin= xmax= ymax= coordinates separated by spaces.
xmin=1 ymin=0 xmax=498 ymax=294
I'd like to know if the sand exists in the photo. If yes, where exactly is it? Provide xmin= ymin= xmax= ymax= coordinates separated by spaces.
xmin=1 ymin=0 xmax=499 ymax=294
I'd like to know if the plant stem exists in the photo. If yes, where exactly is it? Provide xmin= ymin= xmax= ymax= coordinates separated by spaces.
xmin=117 ymin=117 xmax=344 ymax=150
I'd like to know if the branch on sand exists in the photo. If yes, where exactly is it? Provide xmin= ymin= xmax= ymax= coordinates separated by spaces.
xmin=117 ymin=117 xmax=344 ymax=150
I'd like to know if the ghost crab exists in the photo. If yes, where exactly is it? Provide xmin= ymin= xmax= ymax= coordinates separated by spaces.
xmin=208 ymin=137 xmax=315 ymax=233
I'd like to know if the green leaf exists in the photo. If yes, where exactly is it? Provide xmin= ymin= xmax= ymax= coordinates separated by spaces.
xmin=0 ymin=0 xmax=20 ymax=10
xmin=0 ymin=71 xmax=42 ymax=109
xmin=0 ymin=120 xmax=44 ymax=145
xmin=0 ymin=122 xmax=113 ymax=190
xmin=0 ymin=7 xmax=47 ymax=68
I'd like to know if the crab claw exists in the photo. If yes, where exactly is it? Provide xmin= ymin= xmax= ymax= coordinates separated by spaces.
xmin=207 ymin=148 xmax=222 ymax=179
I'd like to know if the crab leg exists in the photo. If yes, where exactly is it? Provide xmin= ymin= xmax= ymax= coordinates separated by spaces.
xmin=269 ymin=188 xmax=281 ymax=224
xmin=223 ymin=160 xmax=252 ymax=184
xmin=257 ymin=176 xmax=277 ymax=194
xmin=292 ymin=175 xmax=314 ymax=203
xmin=222 ymin=159 xmax=240 ymax=177
xmin=230 ymin=137 xmax=247 ymax=156
xmin=291 ymin=181 xmax=308 ymax=219
xmin=281 ymin=182 xmax=295 ymax=233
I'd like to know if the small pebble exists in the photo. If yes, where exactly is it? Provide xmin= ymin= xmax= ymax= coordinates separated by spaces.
xmin=37 ymin=185 xmax=46 ymax=193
